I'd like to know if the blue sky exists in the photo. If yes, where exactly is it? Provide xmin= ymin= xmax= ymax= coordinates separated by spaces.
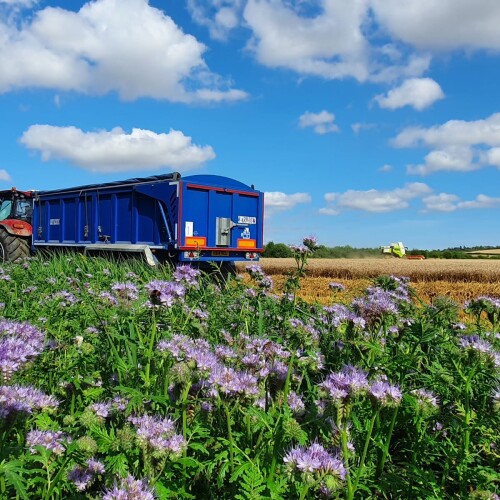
xmin=1 ymin=0 xmax=500 ymax=250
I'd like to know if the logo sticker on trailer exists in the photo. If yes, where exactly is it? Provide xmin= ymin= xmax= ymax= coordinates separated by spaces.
xmin=238 ymin=216 xmax=256 ymax=224
xmin=50 ymin=219 xmax=60 ymax=225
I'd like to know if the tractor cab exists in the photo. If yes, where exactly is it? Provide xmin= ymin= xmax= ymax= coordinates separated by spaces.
xmin=0 ymin=189 xmax=33 ymax=223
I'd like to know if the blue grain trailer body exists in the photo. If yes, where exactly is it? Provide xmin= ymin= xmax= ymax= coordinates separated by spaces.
xmin=31 ymin=172 xmax=264 ymax=265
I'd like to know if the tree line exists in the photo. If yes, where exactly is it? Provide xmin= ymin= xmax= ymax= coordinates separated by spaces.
xmin=262 ymin=241 xmax=500 ymax=259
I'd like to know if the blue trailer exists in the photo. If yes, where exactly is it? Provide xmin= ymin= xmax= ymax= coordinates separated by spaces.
xmin=0 ymin=173 xmax=264 ymax=266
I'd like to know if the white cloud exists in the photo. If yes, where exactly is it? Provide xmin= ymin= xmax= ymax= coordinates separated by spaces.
xmin=19 ymin=125 xmax=216 ymax=173
xmin=351 ymin=122 xmax=376 ymax=134
xmin=375 ymin=78 xmax=444 ymax=110
xmin=264 ymin=191 xmax=311 ymax=214
xmin=371 ymin=0 xmax=500 ymax=51
xmin=0 ymin=0 xmax=247 ymax=102
xmin=422 ymin=192 xmax=500 ymax=212
xmin=185 ymin=1 xmax=500 ymax=84
xmin=422 ymin=193 xmax=460 ymax=212
xmin=0 ymin=169 xmax=12 ymax=181
xmin=379 ymin=164 xmax=393 ymax=172
xmin=187 ymin=0 xmax=243 ymax=40
xmin=318 ymin=207 xmax=340 ymax=216
xmin=299 ymin=110 xmax=339 ymax=135
xmin=322 ymin=182 xmax=431 ymax=213
xmin=244 ymin=0 xmax=372 ymax=81
xmin=392 ymin=113 xmax=500 ymax=175
xmin=458 ymin=194 xmax=500 ymax=209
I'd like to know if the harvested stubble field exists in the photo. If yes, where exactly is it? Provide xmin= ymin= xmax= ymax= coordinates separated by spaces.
xmin=238 ymin=258 xmax=500 ymax=306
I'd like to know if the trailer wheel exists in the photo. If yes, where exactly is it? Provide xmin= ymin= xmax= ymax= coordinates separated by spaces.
xmin=0 ymin=229 xmax=30 ymax=262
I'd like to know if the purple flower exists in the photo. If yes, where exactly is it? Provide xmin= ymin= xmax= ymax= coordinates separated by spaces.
xmin=173 ymin=265 xmax=200 ymax=286
xmin=68 ymin=466 xmax=93 ymax=491
xmin=208 ymin=365 xmax=259 ymax=399
xmin=157 ymin=334 xmax=218 ymax=373
xmin=302 ymin=236 xmax=318 ymax=251
xmin=68 ymin=457 xmax=105 ymax=491
xmin=98 ymin=292 xmax=119 ymax=305
xmin=284 ymin=441 xmax=346 ymax=480
xmin=287 ymin=391 xmax=305 ymax=416
xmin=459 ymin=336 xmax=499 ymax=366
xmin=370 ymin=379 xmax=402 ymax=407
xmin=103 ymin=475 xmax=155 ymax=500
xmin=90 ymin=402 xmax=112 ymax=418
xmin=0 ymin=319 xmax=46 ymax=381
xmin=111 ymin=282 xmax=139 ymax=301
xmin=319 ymin=364 xmax=369 ymax=403
xmin=145 ymin=280 xmax=186 ymax=307
xmin=352 ymin=288 xmax=399 ymax=326
xmin=321 ymin=305 xmax=365 ymax=330
xmin=128 ymin=414 xmax=186 ymax=457
xmin=86 ymin=457 xmax=105 ymax=474
xmin=411 ymin=388 xmax=439 ymax=409
xmin=0 ymin=384 xmax=59 ymax=418
xmin=26 ymin=429 xmax=69 ymax=455
xmin=51 ymin=290 xmax=78 ymax=307
xmin=289 ymin=244 xmax=309 ymax=255
xmin=329 ymin=282 xmax=345 ymax=292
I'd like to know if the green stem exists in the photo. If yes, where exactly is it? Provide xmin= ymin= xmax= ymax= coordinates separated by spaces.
xmin=338 ymin=407 xmax=353 ymax=500
xmin=352 ymin=409 xmax=379 ymax=494
xmin=376 ymin=407 xmax=399 ymax=476
xmin=143 ymin=309 xmax=157 ymax=392
xmin=299 ymin=482 xmax=311 ymax=500
xmin=223 ymin=402 xmax=235 ymax=474
xmin=267 ymin=351 xmax=297 ymax=487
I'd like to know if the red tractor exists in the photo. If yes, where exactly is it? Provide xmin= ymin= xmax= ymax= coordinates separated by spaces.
xmin=0 ymin=188 xmax=33 ymax=262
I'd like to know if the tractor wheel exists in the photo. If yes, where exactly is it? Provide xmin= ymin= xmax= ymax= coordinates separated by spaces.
xmin=0 ymin=229 xmax=30 ymax=262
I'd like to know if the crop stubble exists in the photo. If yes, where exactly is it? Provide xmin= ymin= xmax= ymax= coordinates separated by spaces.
xmin=238 ymin=258 xmax=500 ymax=306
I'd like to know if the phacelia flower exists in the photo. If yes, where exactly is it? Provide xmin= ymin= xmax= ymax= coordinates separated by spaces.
xmin=128 ymin=414 xmax=186 ymax=457
xmin=26 ymin=429 xmax=69 ymax=456
xmin=0 ymin=384 xmax=59 ymax=418
xmin=103 ymin=475 xmax=155 ymax=500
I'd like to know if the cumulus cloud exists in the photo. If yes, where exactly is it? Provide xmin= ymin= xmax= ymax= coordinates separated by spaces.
xmin=187 ymin=0 xmax=243 ymax=40
xmin=458 ymin=194 xmax=500 ymax=209
xmin=422 ymin=192 xmax=500 ymax=212
xmin=421 ymin=193 xmax=460 ymax=212
xmin=0 ymin=0 xmax=247 ymax=102
xmin=392 ymin=113 xmax=500 ymax=175
xmin=244 ymin=0 xmax=372 ymax=81
xmin=19 ymin=125 xmax=216 ymax=173
xmin=0 ymin=0 xmax=37 ymax=5
xmin=321 ymin=182 xmax=431 ymax=214
xmin=264 ymin=191 xmax=311 ymax=214
xmin=371 ymin=0 xmax=500 ymax=51
xmin=184 ymin=1 xmax=500 ymax=84
xmin=0 ymin=169 xmax=12 ymax=181
xmin=375 ymin=78 xmax=444 ymax=110
xmin=379 ymin=164 xmax=393 ymax=173
xmin=299 ymin=110 xmax=339 ymax=135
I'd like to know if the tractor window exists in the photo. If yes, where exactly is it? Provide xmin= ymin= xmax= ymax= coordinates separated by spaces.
xmin=0 ymin=200 xmax=12 ymax=221
xmin=15 ymin=200 xmax=32 ymax=221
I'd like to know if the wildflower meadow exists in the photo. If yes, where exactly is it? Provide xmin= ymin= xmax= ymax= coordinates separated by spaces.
xmin=0 ymin=240 xmax=499 ymax=499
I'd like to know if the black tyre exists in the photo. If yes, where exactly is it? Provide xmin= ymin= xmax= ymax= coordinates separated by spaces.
xmin=0 ymin=228 xmax=30 ymax=262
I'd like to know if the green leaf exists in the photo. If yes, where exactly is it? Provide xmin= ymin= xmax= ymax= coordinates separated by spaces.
xmin=0 ymin=459 xmax=29 ymax=500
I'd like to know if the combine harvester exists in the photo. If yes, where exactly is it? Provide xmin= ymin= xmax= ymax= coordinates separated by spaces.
xmin=380 ymin=242 xmax=425 ymax=260
xmin=0 ymin=173 xmax=264 ymax=270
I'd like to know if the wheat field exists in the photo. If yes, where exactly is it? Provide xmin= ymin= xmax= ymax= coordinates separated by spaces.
xmin=237 ymin=258 xmax=500 ymax=306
